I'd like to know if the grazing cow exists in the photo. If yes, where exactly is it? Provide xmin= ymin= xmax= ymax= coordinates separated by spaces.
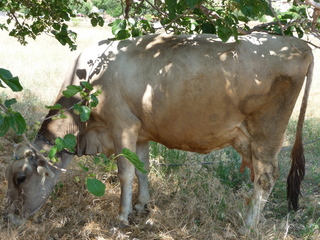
xmin=4 ymin=33 xmax=314 ymax=231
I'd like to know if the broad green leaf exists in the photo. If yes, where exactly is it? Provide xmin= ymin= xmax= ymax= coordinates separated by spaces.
xmin=218 ymin=25 xmax=233 ymax=42
xmin=166 ymin=0 xmax=177 ymax=20
xmin=45 ymin=103 xmax=62 ymax=110
xmin=131 ymin=27 xmax=142 ymax=37
xmin=112 ymin=19 xmax=127 ymax=35
xmin=86 ymin=178 xmax=106 ymax=197
xmin=62 ymin=85 xmax=83 ymax=98
xmin=122 ymin=148 xmax=147 ymax=174
xmin=73 ymin=103 xmax=81 ymax=115
xmin=201 ymin=22 xmax=215 ymax=34
xmin=13 ymin=112 xmax=26 ymax=135
xmin=0 ymin=115 xmax=10 ymax=136
xmin=55 ymin=137 xmax=65 ymax=151
xmin=54 ymin=134 xmax=76 ymax=152
xmin=79 ymin=105 xmax=91 ymax=122
xmin=116 ymin=29 xmax=131 ymax=40
xmin=2 ymin=76 xmax=23 ymax=92
xmin=0 ymin=68 xmax=13 ymax=80
xmin=91 ymin=18 xmax=98 ymax=27
xmin=49 ymin=146 xmax=58 ymax=159
xmin=89 ymin=94 xmax=99 ymax=108
xmin=4 ymin=98 xmax=17 ymax=108
xmin=81 ymin=81 xmax=93 ymax=91
xmin=63 ymin=134 xmax=76 ymax=152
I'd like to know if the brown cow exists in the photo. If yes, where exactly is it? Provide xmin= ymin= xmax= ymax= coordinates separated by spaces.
xmin=4 ymin=33 xmax=314 ymax=232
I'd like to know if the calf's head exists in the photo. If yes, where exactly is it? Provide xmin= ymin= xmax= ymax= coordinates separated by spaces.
xmin=4 ymin=143 xmax=56 ymax=225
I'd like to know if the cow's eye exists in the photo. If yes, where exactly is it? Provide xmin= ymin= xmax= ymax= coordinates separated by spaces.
xmin=16 ymin=175 xmax=27 ymax=185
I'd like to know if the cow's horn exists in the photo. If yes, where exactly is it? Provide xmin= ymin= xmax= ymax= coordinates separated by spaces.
xmin=37 ymin=166 xmax=55 ymax=178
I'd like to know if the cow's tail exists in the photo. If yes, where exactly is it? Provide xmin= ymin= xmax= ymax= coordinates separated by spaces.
xmin=287 ymin=57 xmax=314 ymax=211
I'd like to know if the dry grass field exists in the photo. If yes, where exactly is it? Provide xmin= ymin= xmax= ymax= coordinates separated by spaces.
xmin=0 ymin=19 xmax=320 ymax=239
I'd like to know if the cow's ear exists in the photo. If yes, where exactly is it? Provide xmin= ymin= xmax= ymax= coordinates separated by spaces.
xmin=37 ymin=159 xmax=55 ymax=178
xmin=76 ymin=69 xmax=87 ymax=80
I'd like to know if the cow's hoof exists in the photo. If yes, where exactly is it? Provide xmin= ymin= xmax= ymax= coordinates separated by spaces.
xmin=134 ymin=202 xmax=147 ymax=212
xmin=238 ymin=226 xmax=251 ymax=236
xmin=116 ymin=214 xmax=129 ymax=226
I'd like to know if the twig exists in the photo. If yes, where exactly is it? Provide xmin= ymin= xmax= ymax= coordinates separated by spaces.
xmin=145 ymin=0 xmax=167 ymax=16
xmin=22 ymin=134 xmax=67 ymax=173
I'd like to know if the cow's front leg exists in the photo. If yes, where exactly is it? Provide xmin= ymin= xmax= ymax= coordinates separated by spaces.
xmin=134 ymin=142 xmax=150 ymax=212
xmin=117 ymin=155 xmax=135 ymax=225
xmin=113 ymin=118 xmax=141 ymax=225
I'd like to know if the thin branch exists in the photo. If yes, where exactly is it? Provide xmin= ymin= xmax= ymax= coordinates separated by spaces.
xmin=22 ymin=134 xmax=67 ymax=172
xmin=145 ymin=0 xmax=167 ymax=17
xmin=305 ymin=0 xmax=320 ymax=10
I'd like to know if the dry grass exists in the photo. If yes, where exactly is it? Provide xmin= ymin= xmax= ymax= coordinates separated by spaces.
xmin=0 ymin=19 xmax=320 ymax=239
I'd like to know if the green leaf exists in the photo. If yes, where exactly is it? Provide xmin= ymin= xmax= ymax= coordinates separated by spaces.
xmin=4 ymin=98 xmax=17 ymax=108
xmin=63 ymin=134 xmax=76 ymax=152
xmin=91 ymin=18 xmax=98 ymax=27
xmin=166 ymin=0 xmax=177 ymax=20
xmin=55 ymin=137 xmax=65 ymax=151
xmin=79 ymin=105 xmax=91 ymax=122
xmin=13 ymin=112 xmax=26 ymax=135
xmin=54 ymin=134 xmax=76 ymax=152
xmin=86 ymin=178 xmax=106 ymax=197
xmin=89 ymin=94 xmax=99 ymax=108
xmin=62 ymin=85 xmax=83 ymax=97
xmin=0 ymin=115 xmax=10 ymax=136
xmin=116 ymin=29 xmax=131 ymax=40
xmin=81 ymin=81 xmax=93 ymax=91
xmin=131 ymin=27 xmax=142 ymax=37
xmin=78 ymin=163 xmax=89 ymax=172
xmin=0 ymin=74 xmax=23 ymax=92
xmin=112 ymin=19 xmax=127 ymax=35
xmin=49 ymin=146 xmax=58 ymax=159
xmin=93 ymin=156 xmax=101 ymax=164
xmin=218 ymin=25 xmax=233 ymax=42
xmin=0 ymin=68 xmax=13 ymax=80
xmin=121 ymin=148 xmax=147 ymax=174
xmin=45 ymin=103 xmax=62 ymax=110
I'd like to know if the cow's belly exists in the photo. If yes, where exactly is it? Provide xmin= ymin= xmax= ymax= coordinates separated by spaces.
xmin=138 ymin=107 xmax=245 ymax=154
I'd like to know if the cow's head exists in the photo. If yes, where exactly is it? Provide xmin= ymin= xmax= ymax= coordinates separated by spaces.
xmin=4 ymin=143 xmax=70 ymax=225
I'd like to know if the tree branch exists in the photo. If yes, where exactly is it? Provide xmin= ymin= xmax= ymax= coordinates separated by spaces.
xmin=305 ymin=0 xmax=320 ymax=10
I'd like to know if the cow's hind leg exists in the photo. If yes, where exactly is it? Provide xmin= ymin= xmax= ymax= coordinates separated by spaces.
xmin=134 ymin=141 xmax=150 ymax=212
xmin=242 ymin=137 xmax=283 ymax=232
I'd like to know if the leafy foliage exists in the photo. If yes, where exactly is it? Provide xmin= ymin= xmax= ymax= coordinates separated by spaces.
xmin=109 ymin=0 xmax=320 ymax=43
xmin=0 ymin=69 xmax=26 ymax=137
xmin=0 ymin=0 xmax=104 ymax=50
xmin=77 ymin=149 xmax=147 ymax=197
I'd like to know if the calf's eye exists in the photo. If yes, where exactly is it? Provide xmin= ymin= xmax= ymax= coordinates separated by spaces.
xmin=15 ymin=174 xmax=27 ymax=186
